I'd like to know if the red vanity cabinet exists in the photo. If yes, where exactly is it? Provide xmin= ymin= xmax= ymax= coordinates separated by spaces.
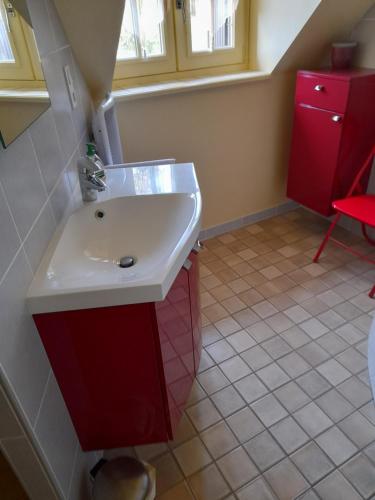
xmin=33 ymin=251 xmax=201 ymax=451
xmin=287 ymin=69 xmax=375 ymax=216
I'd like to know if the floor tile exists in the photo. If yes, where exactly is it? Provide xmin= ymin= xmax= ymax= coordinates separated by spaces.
xmin=251 ymin=394 xmax=288 ymax=428
xmin=315 ymin=389 xmax=355 ymax=423
xmin=159 ymin=481 xmax=195 ymax=500
xmin=246 ymin=322 xmax=275 ymax=343
xmin=169 ymin=413 xmax=197 ymax=448
xmin=214 ymin=317 xmax=242 ymax=336
xmin=270 ymin=417 xmax=309 ymax=454
xmin=335 ymin=347 xmax=368 ymax=374
xmin=262 ymin=337 xmax=292 ymax=360
xmin=315 ymin=359 xmax=351 ymax=386
xmin=277 ymin=352 xmax=311 ymax=378
xmin=296 ymin=370 xmax=331 ymax=399
xmin=226 ymin=407 xmax=264 ymax=443
xmin=217 ymin=446 xmax=258 ymax=490
xmin=226 ymin=330 xmax=256 ymax=353
xmin=234 ymin=374 xmax=269 ymax=404
xmin=202 ymin=325 xmax=222 ymax=346
xmin=256 ymin=363 xmax=290 ymax=390
xmin=240 ymin=345 xmax=272 ymax=371
xmin=297 ymin=342 xmax=331 ymax=366
xmin=188 ymin=464 xmax=230 ymax=500
xmin=252 ymin=301 xmax=279 ymax=319
xmin=293 ymin=402 xmax=333 ymax=438
xmin=206 ymin=340 xmax=236 ymax=364
xmin=299 ymin=318 xmax=329 ymax=340
xmin=151 ymin=453 xmax=183 ymax=495
xmin=187 ymin=398 xmax=222 ymax=432
xmin=338 ymin=412 xmax=375 ymax=448
xmin=284 ymin=305 xmax=312 ymax=324
xmin=265 ymin=312 xmax=294 ymax=334
xmin=200 ymin=421 xmax=238 ymax=459
xmin=244 ymin=430 xmax=285 ymax=472
xmin=173 ymin=437 xmax=212 ymax=476
xmin=280 ymin=326 xmax=311 ymax=349
xmin=219 ymin=356 xmax=251 ymax=383
xmin=340 ymin=453 xmax=375 ymax=499
xmin=337 ymin=377 xmax=372 ymax=408
xmin=315 ymin=427 xmax=358 ymax=466
xmin=198 ymin=366 xmax=230 ymax=395
xmin=264 ymin=458 xmax=309 ymax=500
xmin=237 ymin=477 xmax=277 ymax=500
xmin=315 ymin=470 xmax=362 ymax=500
xmin=274 ymin=382 xmax=311 ymax=413
xmin=316 ymin=332 xmax=349 ymax=356
xmin=335 ymin=323 xmax=365 ymax=345
xmin=317 ymin=310 xmax=346 ymax=330
xmin=291 ymin=442 xmax=334 ymax=485
xmin=360 ymin=401 xmax=375 ymax=426
xmin=210 ymin=385 xmax=246 ymax=418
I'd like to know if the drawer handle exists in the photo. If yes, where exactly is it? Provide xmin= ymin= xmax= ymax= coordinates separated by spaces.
xmin=314 ymin=85 xmax=325 ymax=92
xmin=332 ymin=115 xmax=342 ymax=123
xmin=192 ymin=240 xmax=204 ymax=254
xmin=183 ymin=259 xmax=192 ymax=271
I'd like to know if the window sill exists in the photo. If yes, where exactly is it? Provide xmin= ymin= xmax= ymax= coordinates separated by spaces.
xmin=112 ymin=71 xmax=271 ymax=102
xmin=0 ymin=89 xmax=49 ymax=103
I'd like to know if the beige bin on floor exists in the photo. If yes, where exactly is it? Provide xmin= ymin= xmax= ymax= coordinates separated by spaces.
xmin=92 ymin=457 xmax=156 ymax=500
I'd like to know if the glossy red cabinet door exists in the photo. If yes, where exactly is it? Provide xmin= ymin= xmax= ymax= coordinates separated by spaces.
xmin=287 ymin=104 xmax=344 ymax=215
xmin=287 ymin=69 xmax=375 ymax=216
xmin=187 ymin=251 xmax=202 ymax=375
xmin=34 ymin=303 xmax=170 ymax=451
xmin=155 ymin=264 xmax=195 ymax=434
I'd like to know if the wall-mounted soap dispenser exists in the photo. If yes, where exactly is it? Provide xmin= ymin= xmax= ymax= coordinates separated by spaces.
xmin=92 ymin=94 xmax=124 ymax=166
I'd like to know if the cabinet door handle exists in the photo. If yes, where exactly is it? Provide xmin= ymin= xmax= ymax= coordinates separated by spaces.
xmin=332 ymin=115 xmax=342 ymax=123
xmin=314 ymin=84 xmax=325 ymax=92
xmin=183 ymin=259 xmax=192 ymax=271
xmin=192 ymin=240 xmax=204 ymax=254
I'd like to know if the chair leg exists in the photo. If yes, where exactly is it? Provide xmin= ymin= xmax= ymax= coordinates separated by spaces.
xmin=313 ymin=213 xmax=341 ymax=263
xmin=370 ymin=285 xmax=375 ymax=299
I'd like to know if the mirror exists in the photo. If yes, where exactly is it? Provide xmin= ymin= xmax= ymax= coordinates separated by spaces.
xmin=0 ymin=0 xmax=50 ymax=148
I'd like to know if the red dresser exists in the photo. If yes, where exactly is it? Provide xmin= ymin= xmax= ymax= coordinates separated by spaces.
xmin=287 ymin=69 xmax=375 ymax=216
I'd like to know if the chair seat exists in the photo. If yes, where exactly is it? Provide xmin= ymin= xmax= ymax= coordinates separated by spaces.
xmin=333 ymin=194 xmax=375 ymax=227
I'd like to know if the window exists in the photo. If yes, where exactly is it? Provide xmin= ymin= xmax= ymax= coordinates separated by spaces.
xmin=114 ymin=0 xmax=249 ymax=85
xmin=0 ymin=1 xmax=43 ymax=86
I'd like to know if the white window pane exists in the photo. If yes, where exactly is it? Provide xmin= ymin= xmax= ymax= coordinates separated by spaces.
xmin=0 ymin=4 xmax=14 ymax=63
xmin=117 ymin=0 xmax=137 ymax=60
xmin=117 ymin=0 xmax=165 ymax=61
xmin=189 ymin=0 xmax=235 ymax=53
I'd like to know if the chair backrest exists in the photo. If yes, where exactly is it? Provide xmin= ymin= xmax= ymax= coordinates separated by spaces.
xmin=347 ymin=144 xmax=375 ymax=197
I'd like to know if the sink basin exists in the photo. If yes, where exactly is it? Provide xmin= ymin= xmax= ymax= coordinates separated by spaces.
xmin=27 ymin=163 xmax=201 ymax=314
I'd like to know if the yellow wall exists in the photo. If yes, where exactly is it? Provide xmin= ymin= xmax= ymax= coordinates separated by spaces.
xmin=115 ymin=0 xmax=374 ymax=231
xmin=117 ymin=72 xmax=296 ymax=229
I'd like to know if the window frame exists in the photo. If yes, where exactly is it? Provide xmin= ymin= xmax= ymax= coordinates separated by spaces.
xmin=113 ymin=0 xmax=250 ymax=85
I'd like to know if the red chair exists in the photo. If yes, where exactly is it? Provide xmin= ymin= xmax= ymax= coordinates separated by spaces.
xmin=313 ymin=145 xmax=375 ymax=298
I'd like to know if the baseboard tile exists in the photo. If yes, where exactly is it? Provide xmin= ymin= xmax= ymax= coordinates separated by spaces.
xmin=199 ymin=201 xmax=299 ymax=241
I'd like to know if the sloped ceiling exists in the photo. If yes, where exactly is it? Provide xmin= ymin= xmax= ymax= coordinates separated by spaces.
xmin=53 ymin=0 xmax=125 ymax=105
xmin=276 ymin=0 xmax=375 ymax=71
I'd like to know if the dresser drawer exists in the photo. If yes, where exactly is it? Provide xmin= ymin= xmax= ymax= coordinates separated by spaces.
xmin=296 ymin=73 xmax=350 ymax=112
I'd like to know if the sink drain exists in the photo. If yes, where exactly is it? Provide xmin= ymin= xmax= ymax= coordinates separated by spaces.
xmin=119 ymin=256 xmax=136 ymax=268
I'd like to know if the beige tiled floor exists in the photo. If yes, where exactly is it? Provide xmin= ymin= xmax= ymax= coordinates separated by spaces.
xmin=109 ymin=208 xmax=375 ymax=499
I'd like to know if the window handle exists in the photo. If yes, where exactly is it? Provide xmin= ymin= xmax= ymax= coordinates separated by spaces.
xmin=176 ymin=0 xmax=186 ymax=23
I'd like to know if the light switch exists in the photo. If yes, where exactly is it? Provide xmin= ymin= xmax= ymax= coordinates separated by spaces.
xmin=64 ymin=64 xmax=78 ymax=109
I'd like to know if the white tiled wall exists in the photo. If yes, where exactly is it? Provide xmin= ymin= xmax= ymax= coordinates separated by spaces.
xmin=0 ymin=0 xmax=97 ymax=498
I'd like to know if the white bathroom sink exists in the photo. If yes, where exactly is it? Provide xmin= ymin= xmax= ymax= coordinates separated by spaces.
xmin=27 ymin=163 xmax=201 ymax=314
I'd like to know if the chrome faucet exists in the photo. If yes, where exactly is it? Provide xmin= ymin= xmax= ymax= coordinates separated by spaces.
xmin=78 ymin=144 xmax=107 ymax=202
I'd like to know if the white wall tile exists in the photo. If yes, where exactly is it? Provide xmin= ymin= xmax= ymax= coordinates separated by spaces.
xmin=0 ymin=250 xmax=50 ymax=425
xmin=0 ymin=132 xmax=47 ymax=240
xmin=30 ymin=108 xmax=65 ymax=194
xmin=0 ymin=181 xmax=21 ymax=281
xmin=24 ymin=202 xmax=56 ymax=273
xmin=35 ymin=373 xmax=78 ymax=497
